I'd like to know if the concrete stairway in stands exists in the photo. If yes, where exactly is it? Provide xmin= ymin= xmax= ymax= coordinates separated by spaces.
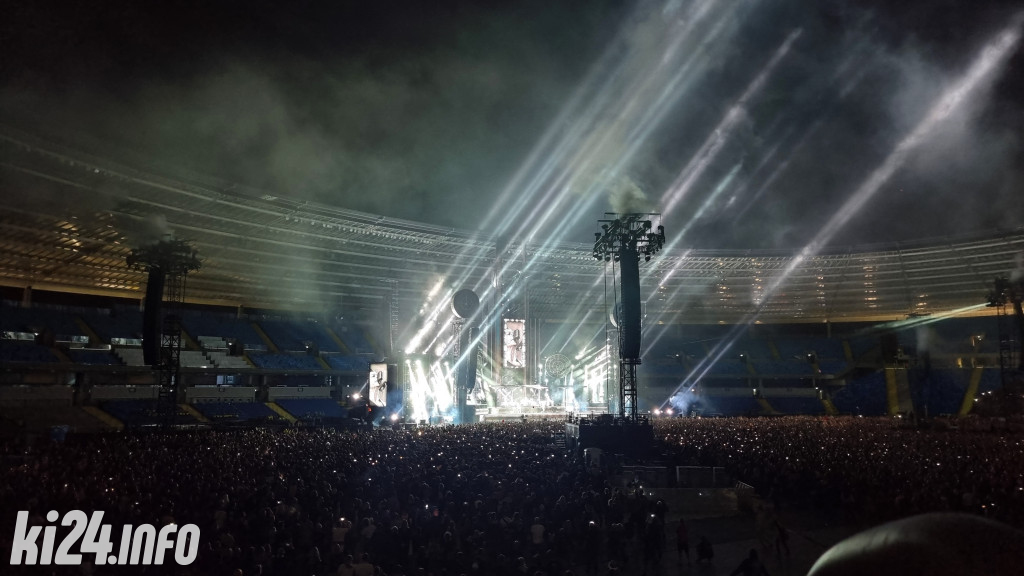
xmin=266 ymin=402 xmax=298 ymax=424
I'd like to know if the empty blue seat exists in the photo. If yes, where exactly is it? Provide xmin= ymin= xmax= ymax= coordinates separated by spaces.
xmin=193 ymin=402 xmax=277 ymax=422
xmin=248 ymin=353 xmax=324 ymax=370
xmin=276 ymin=398 xmax=347 ymax=419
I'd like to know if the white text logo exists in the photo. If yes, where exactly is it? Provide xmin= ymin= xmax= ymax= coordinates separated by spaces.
xmin=10 ymin=511 xmax=200 ymax=566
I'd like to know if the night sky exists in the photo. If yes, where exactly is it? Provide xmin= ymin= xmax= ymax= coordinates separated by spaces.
xmin=2 ymin=0 xmax=1023 ymax=251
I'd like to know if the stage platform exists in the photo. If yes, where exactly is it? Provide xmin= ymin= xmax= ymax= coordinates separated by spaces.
xmin=565 ymin=414 xmax=655 ymax=455
xmin=475 ymin=407 xmax=568 ymax=422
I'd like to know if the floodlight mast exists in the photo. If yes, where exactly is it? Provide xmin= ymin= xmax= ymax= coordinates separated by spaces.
xmin=593 ymin=213 xmax=665 ymax=421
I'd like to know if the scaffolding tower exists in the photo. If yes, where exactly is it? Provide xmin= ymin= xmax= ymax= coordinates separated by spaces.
xmin=127 ymin=239 xmax=201 ymax=425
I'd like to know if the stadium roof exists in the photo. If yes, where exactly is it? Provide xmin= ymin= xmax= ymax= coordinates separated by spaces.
xmin=1 ymin=126 xmax=1021 ymax=326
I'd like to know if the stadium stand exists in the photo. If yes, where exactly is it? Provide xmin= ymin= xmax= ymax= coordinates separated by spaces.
xmin=179 ymin=309 xmax=266 ymax=349
xmin=0 ymin=303 xmax=86 ymax=340
xmin=114 ymin=346 xmax=148 ymax=366
xmin=180 ymin=349 xmax=213 ymax=368
xmin=205 ymin=350 xmax=252 ymax=369
xmin=248 ymin=353 xmax=325 ymax=371
xmin=98 ymin=400 xmax=203 ymax=427
xmin=768 ymin=396 xmax=826 ymax=415
xmin=197 ymin=335 xmax=229 ymax=350
xmin=0 ymin=340 xmax=58 ymax=363
xmin=846 ymin=334 xmax=879 ymax=361
xmin=831 ymin=371 xmax=889 ymax=416
xmin=774 ymin=336 xmax=846 ymax=361
xmin=0 ymin=405 xmax=112 ymax=433
xmin=919 ymin=317 xmax=1000 ymax=355
xmin=258 ymin=318 xmax=340 ymax=353
xmin=331 ymin=321 xmax=376 ymax=354
xmin=733 ymin=337 xmax=775 ymax=360
xmin=908 ymin=368 xmax=964 ymax=416
xmin=67 ymin=348 xmax=122 ymax=365
xmin=324 ymin=355 xmax=371 ymax=371
xmin=678 ymin=339 xmax=711 ymax=358
xmin=274 ymin=398 xmax=348 ymax=420
xmin=817 ymin=359 xmax=850 ymax=375
xmin=752 ymin=359 xmax=815 ymax=376
xmin=977 ymin=368 xmax=1002 ymax=393
xmin=642 ymin=363 xmax=687 ymax=377
xmin=81 ymin=307 xmax=144 ymax=342
xmin=705 ymin=358 xmax=750 ymax=376
xmin=700 ymin=395 xmax=762 ymax=416
xmin=192 ymin=401 xmax=280 ymax=423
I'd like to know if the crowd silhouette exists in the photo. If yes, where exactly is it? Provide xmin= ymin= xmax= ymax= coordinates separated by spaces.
xmin=657 ymin=416 xmax=1024 ymax=528
xmin=1 ymin=415 xmax=1021 ymax=575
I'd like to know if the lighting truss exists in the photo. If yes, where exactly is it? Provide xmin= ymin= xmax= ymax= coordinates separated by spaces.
xmin=593 ymin=213 xmax=666 ymax=262
xmin=126 ymin=239 xmax=202 ymax=275
xmin=593 ymin=213 xmax=666 ymax=421
xmin=126 ymin=239 xmax=201 ymax=425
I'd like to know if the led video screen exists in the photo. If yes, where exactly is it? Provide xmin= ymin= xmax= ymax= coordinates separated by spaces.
xmin=503 ymin=319 xmax=525 ymax=368
xmin=369 ymin=362 xmax=388 ymax=407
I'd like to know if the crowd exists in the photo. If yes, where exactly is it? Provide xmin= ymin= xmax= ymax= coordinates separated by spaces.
xmin=1 ymin=415 xmax=1022 ymax=575
xmin=0 ymin=423 xmax=666 ymax=576
xmin=656 ymin=416 xmax=1024 ymax=528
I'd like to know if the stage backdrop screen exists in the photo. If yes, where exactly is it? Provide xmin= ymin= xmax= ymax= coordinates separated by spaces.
xmin=503 ymin=319 xmax=525 ymax=369
xmin=369 ymin=363 xmax=388 ymax=407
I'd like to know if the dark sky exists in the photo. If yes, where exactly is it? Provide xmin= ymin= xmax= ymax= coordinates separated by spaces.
xmin=2 ymin=0 xmax=1023 ymax=251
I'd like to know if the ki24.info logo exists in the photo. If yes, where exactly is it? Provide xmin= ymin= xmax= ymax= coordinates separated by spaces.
xmin=10 ymin=511 xmax=200 ymax=566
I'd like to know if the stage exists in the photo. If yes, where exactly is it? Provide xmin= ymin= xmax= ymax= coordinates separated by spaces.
xmin=564 ymin=413 xmax=655 ymax=455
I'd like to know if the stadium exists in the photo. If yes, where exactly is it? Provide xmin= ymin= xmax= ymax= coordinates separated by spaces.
xmin=2 ymin=125 xmax=1022 ymax=425
xmin=3 ymin=1 xmax=1024 ymax=575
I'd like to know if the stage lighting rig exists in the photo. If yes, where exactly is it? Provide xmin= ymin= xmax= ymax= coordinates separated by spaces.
xmin=592 ymin=213 xmax=665 ymax=262
xmin=126 ymin=238 xmax=201 ymax=426
xmin=986 ymin=276 xmax=1022 ymax=308
xmin=126 ymin=239 xmax=202 ymax=275
xmin=983 ymin=275 xmax=1024 ymax=416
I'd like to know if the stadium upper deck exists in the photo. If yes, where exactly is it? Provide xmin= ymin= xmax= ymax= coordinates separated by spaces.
xmin=1 ymin=125 xmax=1021 ymax=326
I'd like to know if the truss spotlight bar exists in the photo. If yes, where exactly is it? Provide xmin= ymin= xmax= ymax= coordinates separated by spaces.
xmin=592 ymin=213 xmax=665 ymax=262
